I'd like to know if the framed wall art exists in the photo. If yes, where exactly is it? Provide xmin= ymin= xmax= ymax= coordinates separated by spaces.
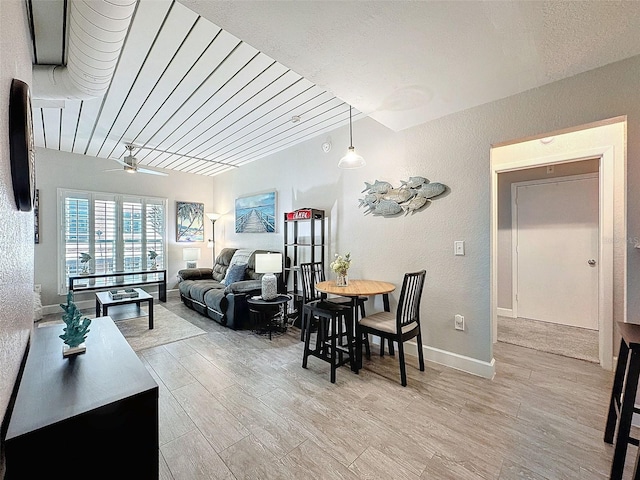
xmin=235 ymin=191 xmax=276 ymax=233
xmin=176 ymin=201 xmax=204 ymax=242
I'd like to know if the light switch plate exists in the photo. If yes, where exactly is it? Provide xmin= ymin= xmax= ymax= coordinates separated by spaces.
xmin=454 ymin=241 xmax=465 ymax=256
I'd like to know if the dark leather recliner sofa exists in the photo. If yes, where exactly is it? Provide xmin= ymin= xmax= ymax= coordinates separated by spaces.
xmin=177 ymin=248 xmax=287 ymax=330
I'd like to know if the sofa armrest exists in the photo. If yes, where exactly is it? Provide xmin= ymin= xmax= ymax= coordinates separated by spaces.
xmin=177 ymin=268 xmax=213 ymax=282
xmin=224 ymin=279 xmax=262 ymax=294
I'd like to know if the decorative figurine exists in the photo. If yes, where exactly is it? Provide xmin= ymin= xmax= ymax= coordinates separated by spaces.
xmin=79 ymin=252 xmax=92 ymax=275
xmin=59 ymin=291 xmax=91 ymax=357
xmin=149 ymin=250 xmax=158 ymax=270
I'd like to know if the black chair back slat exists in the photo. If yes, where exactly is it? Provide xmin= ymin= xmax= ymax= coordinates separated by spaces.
xmin=397 ymin=270 xmax=425 ymax=329
xmin=300 ymin=262 xmax=327 ymax=303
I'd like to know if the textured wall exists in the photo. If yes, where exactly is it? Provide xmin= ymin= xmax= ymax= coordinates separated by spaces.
xmin=34 ymin=148 xmax=214 ymax=308
xmin=0 ymin=0 xmax=34 ymax=473
xmin=211 ymin=54 xmax=640 ymax=368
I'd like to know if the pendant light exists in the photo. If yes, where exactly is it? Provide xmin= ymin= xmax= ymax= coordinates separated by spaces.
xmin=338 ymin=105 xmax=365 ymax=169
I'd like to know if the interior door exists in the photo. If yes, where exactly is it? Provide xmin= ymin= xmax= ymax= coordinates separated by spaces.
xmin=514 ymin=175 xmax=599 ymax=329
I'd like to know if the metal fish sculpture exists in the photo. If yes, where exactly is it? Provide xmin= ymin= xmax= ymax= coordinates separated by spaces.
xmin=372 ymin=199 xmax=403 ymax=216
xmin=401 ymin=195 xmax=427 ymax=215
xmin=415 ymin=182 xmax=446 ymax=199
xmin=359 ymin=176 xmax=447 ymax=217
xmin=358 ymin=192 xmax=382 ymax=208
xmin=400 ymin=176 xmax=427 ymax=189
xmin=382 ymin=188 xmax=414 ymax=204
xmin=362 ymin=180 xmax=392 ymax=194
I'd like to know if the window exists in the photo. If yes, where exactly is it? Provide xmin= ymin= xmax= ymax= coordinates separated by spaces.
xmin=58 ymin=189 xmax=167 ymax=294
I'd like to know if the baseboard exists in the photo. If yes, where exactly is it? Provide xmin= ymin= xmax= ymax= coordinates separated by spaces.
xmin=417 ymin=342 xmax=495 ymax=379
xmin=40 ymin=288 xmax=180 ymax=316
xmin=497 ymin=307 xmax=515 ymax=318
xmin=370 ymin=337 xmax=495 ymax=379
xmin=42 ymin=299 xmax=92 ymax=316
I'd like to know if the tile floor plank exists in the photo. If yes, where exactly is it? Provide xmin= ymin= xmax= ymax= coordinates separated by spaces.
xmin=43 ymin=298 xmax=622 ymax=479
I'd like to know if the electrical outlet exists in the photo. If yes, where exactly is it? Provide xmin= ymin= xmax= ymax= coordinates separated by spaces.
xmin=454 ymin=314 xmax=465 ymax=331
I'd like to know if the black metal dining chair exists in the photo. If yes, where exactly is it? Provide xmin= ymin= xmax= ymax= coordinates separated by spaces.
xmin=356 ymin=270 xmax=426 ymax=386
xmin=299 ymin=262 xmax=356 ymax=383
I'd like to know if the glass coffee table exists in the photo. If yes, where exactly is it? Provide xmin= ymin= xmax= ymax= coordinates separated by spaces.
xmin=95 ymin=288 xmax=154 ymax=329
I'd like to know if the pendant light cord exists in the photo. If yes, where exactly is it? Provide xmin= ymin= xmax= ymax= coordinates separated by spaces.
xmin=349 ymin=106 xmax=354 ymax=148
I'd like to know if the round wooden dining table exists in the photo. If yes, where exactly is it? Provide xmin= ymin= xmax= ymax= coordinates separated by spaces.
xmin=315 ymin=279 xmax=396 ymax=313
xmin=315 ymin=279 xmax=396 ymax=370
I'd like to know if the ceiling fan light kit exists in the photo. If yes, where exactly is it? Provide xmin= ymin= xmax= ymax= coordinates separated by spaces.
xmin=106 ymin=145 xmax=168 ymax=176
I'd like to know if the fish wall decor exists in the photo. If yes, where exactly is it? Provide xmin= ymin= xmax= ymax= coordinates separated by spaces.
xmin=359 ymin=176 xmax=447 ymax=217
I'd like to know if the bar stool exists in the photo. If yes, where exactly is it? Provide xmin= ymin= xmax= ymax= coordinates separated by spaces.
xmin=298 ymin=262 xmax=370 ymax=359
xmin=301 ymin=299 xmax=356 ymax=383
xmin=604 ymin=321 xmax=640 ymax=479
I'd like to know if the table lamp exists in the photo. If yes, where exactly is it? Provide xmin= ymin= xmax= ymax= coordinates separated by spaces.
xmin=182 ymin=248 xmax=201 ymax=268
xmin=255 ymin=253 xmax=282 ymax=300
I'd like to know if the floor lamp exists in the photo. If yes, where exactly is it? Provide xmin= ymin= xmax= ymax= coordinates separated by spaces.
xmin=206 ymin=213 xmax=221 ymax=260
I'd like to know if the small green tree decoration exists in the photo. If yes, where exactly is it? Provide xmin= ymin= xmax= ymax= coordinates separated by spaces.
xmin=59 ymin=291 xmax=91 ymax=356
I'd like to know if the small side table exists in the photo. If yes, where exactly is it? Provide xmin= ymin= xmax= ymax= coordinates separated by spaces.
xmin=247 ymin=294 xmax=291 ymax=340
xmin=605 ymin=321 xmax=640 ymax=479
xmin=95 ymin=288 xmax=154 ymax=329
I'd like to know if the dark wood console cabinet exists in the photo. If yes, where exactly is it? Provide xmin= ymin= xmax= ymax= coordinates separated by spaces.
xmin=5 ymin=317 xmax=159 ymax=479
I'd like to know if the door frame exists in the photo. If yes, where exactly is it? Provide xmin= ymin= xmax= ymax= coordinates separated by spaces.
xmin=491 ymin=118 xmax=626 ymax=371
xmin=511 ymin=173 xmax=599 ymax=322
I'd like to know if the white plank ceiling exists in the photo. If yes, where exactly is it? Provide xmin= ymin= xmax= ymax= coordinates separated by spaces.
xmin=30 ymin=0 xmax=640 ymax=177
xmin=28 ymin=0 xmax=362 ymax=177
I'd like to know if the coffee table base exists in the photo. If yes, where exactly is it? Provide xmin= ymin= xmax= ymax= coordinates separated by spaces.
xmin=95 ymin=289 xmax=154 ymax=329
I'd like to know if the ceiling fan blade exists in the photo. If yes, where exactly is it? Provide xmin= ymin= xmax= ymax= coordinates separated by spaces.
xmin=137 ymin=167 xmax=168 ymax=176
xmin=104 ymin=168 xmax=125 ymax=172
xmin=111 ymin=158 xmax=128 ymax=167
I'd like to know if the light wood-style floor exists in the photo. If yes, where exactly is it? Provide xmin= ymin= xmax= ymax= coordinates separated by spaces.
xmin=137 ymin=298 xmax=627 ymax=479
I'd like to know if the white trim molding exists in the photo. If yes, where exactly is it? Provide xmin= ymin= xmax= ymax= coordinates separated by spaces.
xmin=369 ymin=338 xmax=495 ymax=379
xmin=420 ymin=344 xmax=496 ymax=379
xmin=497 ymin=308 xmax=515 ymax=318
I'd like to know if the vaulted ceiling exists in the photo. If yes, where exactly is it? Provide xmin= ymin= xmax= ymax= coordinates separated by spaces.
xmin=28 ymin=0 xmax=640 ymax=177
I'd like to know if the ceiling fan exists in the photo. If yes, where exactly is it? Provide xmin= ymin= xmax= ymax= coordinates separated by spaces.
xmin=106 ymin=145 xmax=168 ymax=176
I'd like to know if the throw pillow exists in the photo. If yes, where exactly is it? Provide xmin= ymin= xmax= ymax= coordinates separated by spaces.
xmin=222 ymin=248 xmax=254 ymax=283
xmin=222 ymin=263 xmax=247 ymax=286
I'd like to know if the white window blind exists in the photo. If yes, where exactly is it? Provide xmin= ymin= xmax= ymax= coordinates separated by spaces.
xmin=58 ymin=189 xmax=167 ymax=294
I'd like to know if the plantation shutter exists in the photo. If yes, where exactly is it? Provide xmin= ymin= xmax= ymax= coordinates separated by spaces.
xmin=123 ymin=199 xmax=143 ymax=271
xmin=58 ymin=189 xmax=167 ymax=295
xmin=63 ymin=193 xmax=90 ymax=285
xmin=94 ymin=197 xmax=117 ymax=274
xmin=146 ymin=201 xmax=165 ymax=270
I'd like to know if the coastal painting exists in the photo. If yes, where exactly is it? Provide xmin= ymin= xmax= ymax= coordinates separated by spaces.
xmin=235 ymin=191 xmax=276 ymax=233
xmin=176 ymin=201 xmax=204 ymax=242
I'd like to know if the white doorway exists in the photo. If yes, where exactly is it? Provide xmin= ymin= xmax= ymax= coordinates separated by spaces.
xmin=490 ymin=118 xmax=627 ymax=371
xmin=512 ymin=174 xmax=599 ymax=330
